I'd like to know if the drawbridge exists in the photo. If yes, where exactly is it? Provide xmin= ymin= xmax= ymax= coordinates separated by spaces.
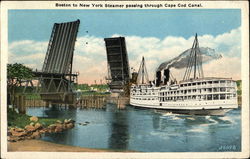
xmin=23 ymin=20 xmax=80 ymax=104
xmin=104 ymin=37 xmax=130 ymax=93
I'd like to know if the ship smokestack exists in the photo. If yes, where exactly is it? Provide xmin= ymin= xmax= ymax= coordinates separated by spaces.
xmin=131 ymin=72 xmax=138 ymax=83
xmin=163 ymin=69 xmax=170 ymax=85
xmin=156 ymin=71 xmax=161 ymax=86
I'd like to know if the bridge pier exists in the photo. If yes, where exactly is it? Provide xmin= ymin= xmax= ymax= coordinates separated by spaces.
xmin=16 ymin=95 xmax=26 ymax=114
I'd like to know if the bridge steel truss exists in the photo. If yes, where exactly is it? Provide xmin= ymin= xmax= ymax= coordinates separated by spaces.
xmin=23 ymin=20 xmax=80 ymax=104
xmin=21 ymin=72 xmax=78 ymax=104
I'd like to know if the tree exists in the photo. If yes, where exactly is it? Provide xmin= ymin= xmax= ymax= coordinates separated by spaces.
xmin=7 ymin=63 xmax=33 ymax=109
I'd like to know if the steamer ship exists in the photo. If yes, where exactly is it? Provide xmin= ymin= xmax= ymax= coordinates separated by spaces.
xmin=130 ymin=34 xmax=238 ymax=115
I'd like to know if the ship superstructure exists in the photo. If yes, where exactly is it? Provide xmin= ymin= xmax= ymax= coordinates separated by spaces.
xmin=130 ymin=34 xmax=238 ymax=115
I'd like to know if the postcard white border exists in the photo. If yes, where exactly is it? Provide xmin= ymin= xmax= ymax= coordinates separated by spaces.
xmin=1 ymin=1 xmax=249 ymax=159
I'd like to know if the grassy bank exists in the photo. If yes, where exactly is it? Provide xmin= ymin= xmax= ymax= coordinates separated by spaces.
xmin=24 ymin=94 xmax=41 ymax=100
xmin=7 ymin=108 xmax=62 ymax=128
xmin=81 ymin=90 xmax=110 ymax=96
xmin=76 ymin=84 xmax=109 ymax=91
xmin=236 ymin=80 xmax=242 ymax=96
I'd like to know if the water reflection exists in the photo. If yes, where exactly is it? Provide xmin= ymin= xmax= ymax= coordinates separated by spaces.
xmin=43 ymin=130 xmax=74 ymax=145
xmin=27 ymin=106 xmax=241 ymax=152
xmin=108 ymin=110 xmax=129 ymax=150
xmin=40 ymin=106 xmax=77 ymax=145
xmin=152 ymin=115 xmax=160 ymax=130
xmin=43 ymin=105 xmax=77 ymax=119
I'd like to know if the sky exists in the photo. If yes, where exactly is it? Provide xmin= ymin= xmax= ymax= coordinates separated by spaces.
xmin=8 ymin=9 xmax=241 ymax=84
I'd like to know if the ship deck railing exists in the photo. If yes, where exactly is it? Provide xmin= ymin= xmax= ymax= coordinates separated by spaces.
xmin=159 ymin=91 xmax=236 ymax=96
xmin=177 ymin=83 xmax=236 ymax=89
xmin=179 ymin=77 xmax=233 ymax=83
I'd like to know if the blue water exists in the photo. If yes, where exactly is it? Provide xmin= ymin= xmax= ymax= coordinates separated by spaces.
xmin=27 ymin=105 xmax=241 ymax=152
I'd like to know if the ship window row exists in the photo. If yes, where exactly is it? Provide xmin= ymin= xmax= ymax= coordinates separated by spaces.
xmin=160 ymin=87 xmax=235 ymax=96
xmin=131 ymin=92 xmax=156 ymax=96
xmin=159 ymin=93 xmax=236 ymax=102
xmin=134 ymin=90 xmax=157 ymax=94
xmin=133 ymin=88 xmax=158 ymax=92
xmin=132 ymin=97 xmax=158 ymax=100
xmin=180 ymin=80 xmax=233 ymax=87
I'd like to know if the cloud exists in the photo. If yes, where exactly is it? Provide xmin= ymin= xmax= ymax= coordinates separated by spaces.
xmin=203 ymin=56 xmax=241 ymax=79
xmin=198 ymin=27 xmax=241 ymax=58
xmin=9 ymin=40 xmax=48 ymax=56
xmin=8 ymin=27 xmax=241 ymax=84
xmin=171 ymin=56 xmax=241 ymax=81
xmin=8 ymin=40 xmax=47 ymax=70
xmin=8 ymin=52 xmax=45 ymax=70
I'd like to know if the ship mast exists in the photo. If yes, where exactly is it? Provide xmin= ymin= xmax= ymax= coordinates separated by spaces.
xmin=136 ymin=56 xmax=149 ymax=84
xmin=183 ymin=34 xmax=204 ymax=81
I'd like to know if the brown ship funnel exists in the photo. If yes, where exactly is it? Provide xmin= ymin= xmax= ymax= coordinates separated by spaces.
xmin=163 ymin=69 xmax=170 ymax=85
xmin=156 ymin=71 xmax=161 ymax=86
xmin=131 ymin=72 xmax=138 ymax=83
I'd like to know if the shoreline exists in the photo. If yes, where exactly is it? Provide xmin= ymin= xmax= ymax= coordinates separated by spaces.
xmin=8 ymin=139 xmax=125 ymax=152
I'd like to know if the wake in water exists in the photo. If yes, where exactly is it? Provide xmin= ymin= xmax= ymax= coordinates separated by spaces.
xmin=156 ymin=110 xmax=237 ymax=125
xmin=218 ymin=116 xmax=236 ymax=124
xmin=196 ymin=116 xmax=219 ymax=127
xmin=187 ymin=128 xmax=205 ymax=133
xmin=186 ymin=117 xmax=195 ymax=120
xmin=155 ymin=110 xmax=195 ymax=118
xmin=153 ymin=109 xmax=240 ymax=136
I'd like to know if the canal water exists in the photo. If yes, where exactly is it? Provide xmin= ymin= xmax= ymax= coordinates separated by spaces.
xmin=27 ymin=105 xmax=241 ymax=152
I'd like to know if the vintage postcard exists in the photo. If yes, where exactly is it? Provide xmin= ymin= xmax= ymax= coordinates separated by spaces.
xmin=1 ymin=0 xmax=249 ymax=158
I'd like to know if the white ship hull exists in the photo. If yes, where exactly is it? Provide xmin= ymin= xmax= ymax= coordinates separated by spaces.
xmin=130 ymin=78 xmax=238 ymax=116
xmin=130 ymin=100 xmax=235 ymax=116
